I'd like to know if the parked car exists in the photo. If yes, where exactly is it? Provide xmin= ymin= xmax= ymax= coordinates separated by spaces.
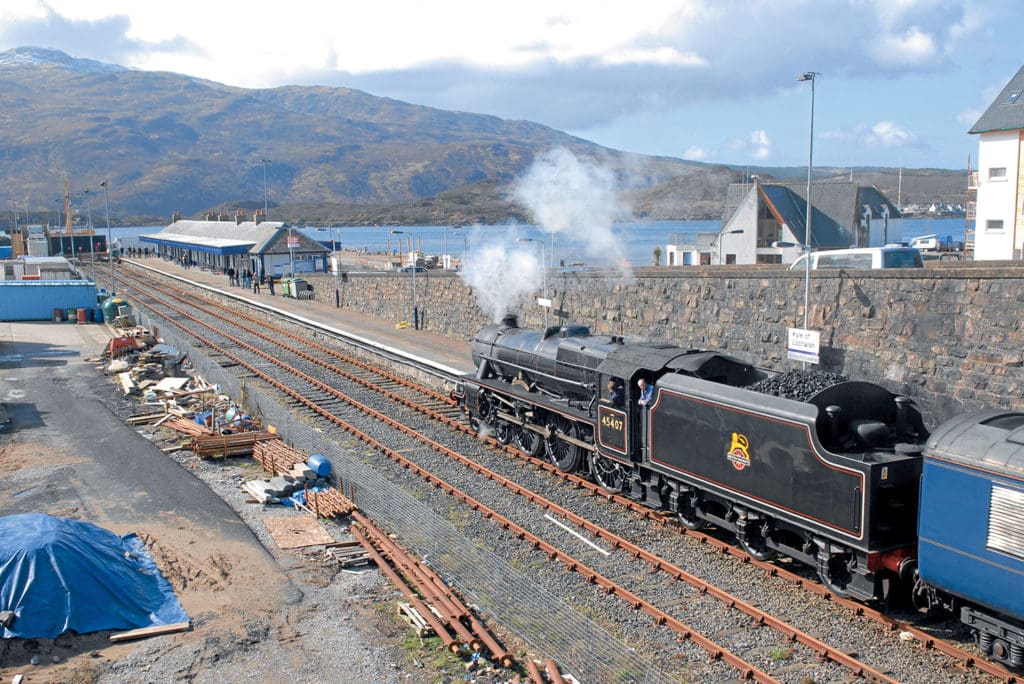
xmin=910 ymin=234 xmax=942 ymax=251
xmin=399 ymin=265 xmax=426 ymax=273
xmin=790 ymin=246 xmax=924 ymax=270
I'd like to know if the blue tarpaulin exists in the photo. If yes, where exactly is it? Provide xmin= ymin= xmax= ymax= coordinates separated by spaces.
xmin=0 ymin=513 xmax=189 ymax=639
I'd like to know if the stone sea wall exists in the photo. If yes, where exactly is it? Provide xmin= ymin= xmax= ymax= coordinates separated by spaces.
xmin=306 ymin=263 xmax=1024 ymax=426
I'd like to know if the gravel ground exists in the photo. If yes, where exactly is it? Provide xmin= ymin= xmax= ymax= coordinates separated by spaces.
xmin=84 ymin=268 xmax=1006 ymax=684
xmin=94 ymin=420 xmax=519 ymax=684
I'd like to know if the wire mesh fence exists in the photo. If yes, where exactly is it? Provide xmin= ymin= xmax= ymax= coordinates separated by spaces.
xmin=142 ymin=310 xmax=664 ymax=682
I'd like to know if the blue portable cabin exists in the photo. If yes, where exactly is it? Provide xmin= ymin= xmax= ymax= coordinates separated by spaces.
xmin=919 ymin=408 xmax=1024 ymax=666
xmin=0 ymin=281 xmax=98 ymax=321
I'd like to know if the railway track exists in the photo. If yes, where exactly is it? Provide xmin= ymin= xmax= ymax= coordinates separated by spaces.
xmin=96 ymin=262 xmax=1017 ymax=683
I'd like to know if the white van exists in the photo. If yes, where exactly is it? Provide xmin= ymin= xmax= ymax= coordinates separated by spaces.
xmin=790 ymin=246 xmax=924 ymax=270
xmin=909 ymin=234 xmax=942 ymax=251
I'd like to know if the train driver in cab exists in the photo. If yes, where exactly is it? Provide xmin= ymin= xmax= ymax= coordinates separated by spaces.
xmin=606 ymin=379 xmax=624 ymax=408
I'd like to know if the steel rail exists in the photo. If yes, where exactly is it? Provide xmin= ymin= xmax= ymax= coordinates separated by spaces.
xmin=113 ymin=274 xmax=778 ymax=683
xmin=125 ymin=260 xmax=464 ymax=385
xmin=111 ymin=265 xmax=1019 ymax=683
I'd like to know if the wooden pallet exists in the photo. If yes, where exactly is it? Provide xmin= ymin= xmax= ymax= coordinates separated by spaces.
xmin=397 ymin=601 xmax=434 ymax=637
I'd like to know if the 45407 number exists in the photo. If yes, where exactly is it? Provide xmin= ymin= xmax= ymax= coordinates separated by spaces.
xmin=601 ymin=414 xmax=624 ymax=431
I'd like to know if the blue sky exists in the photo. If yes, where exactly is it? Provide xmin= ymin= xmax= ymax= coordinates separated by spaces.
xmin=1 ymin=0 xmax=1020 ymax=171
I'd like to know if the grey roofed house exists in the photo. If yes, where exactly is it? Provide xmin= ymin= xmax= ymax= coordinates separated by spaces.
xmin=969 ymin=63 xmax=1024 ymax=134
xmin=721 ymin=182 xmax=850 ymax=251
xmin=722 ymin=181 xmax=900 ymax=250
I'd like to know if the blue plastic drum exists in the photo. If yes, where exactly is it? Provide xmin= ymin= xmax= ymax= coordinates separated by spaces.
xmin=307 ymin=453 xmax=332 ymax=477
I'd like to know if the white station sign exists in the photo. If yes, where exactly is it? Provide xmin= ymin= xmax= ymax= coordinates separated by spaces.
xmin=787 ymin=328 xmax=820 ymax=365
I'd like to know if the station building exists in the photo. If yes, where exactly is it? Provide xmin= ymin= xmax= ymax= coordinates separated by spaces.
xmin=139 ymin=210 xmax=330 ymax=279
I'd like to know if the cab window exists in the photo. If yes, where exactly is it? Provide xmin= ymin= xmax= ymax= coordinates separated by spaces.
xmin=883 ymin=250 xmax=923 ymax=268
xmin=816 ymin=253 xmax=872 ymax=269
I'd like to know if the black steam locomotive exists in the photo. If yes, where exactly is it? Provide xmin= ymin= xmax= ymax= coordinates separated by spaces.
xmin=461 ymin=314 xmax=927 ymax=601
xmin=459 ymin=316 xmax=1024 ymax=667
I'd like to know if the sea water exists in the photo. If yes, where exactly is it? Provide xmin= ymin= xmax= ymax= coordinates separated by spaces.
xmin=114 ymin=216 xmax=968 ymax=268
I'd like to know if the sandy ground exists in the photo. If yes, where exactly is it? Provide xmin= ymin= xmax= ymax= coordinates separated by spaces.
xmin=0 ymin=323 xmax=509 ymax=683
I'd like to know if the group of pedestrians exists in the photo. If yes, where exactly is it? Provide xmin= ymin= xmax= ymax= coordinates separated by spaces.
xmin=226 ymin=267 xmax=254 ymax=288
xmin=225 ymin=265 xmax=275 ymax=295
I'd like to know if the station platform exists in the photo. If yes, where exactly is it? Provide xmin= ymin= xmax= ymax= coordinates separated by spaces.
xmin=120 ymin=258 xmax=475 ymax=376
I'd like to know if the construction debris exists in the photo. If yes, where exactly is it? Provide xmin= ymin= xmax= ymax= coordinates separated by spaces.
xmin=262 ymin=516 xmax=335 ymax=549
xmin=103 ymin=329 xmax=275 ymax=460
xmin=324 ymin=541 xmax=372 ymax=570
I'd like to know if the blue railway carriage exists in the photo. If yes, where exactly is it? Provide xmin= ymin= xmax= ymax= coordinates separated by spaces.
xmin=918 ymin=409 xmax=1024 ymax=668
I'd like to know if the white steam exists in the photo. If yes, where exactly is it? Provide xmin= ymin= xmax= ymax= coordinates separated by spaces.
xmin=460 ymin=147 xmax=636 ymax=322
xmin=512 ymin=147 xmax=634 ymax=277
xmin=460 ymin=227 xmax=545 ymax=323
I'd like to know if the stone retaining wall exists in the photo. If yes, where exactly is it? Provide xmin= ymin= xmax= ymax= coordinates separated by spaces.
xmin=305 ymin=264 xmax=1024 ymax=426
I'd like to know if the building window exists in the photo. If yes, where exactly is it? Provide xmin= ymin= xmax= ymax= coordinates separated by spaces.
xmin=989 ymin=167 xmax=1008 ymax=181
xmin=986 ymin=219 xmax=1005 ymax=233
xmin=757 ymin=254 xmax=782 ymax=265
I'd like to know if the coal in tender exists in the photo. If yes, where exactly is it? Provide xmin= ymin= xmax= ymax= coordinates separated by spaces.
xmin=748 ymin=369 xmax=848 ymax=402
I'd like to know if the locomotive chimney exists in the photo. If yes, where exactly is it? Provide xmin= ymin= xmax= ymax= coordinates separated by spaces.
xmin=501 ymin=314 xmax=519 ymax=329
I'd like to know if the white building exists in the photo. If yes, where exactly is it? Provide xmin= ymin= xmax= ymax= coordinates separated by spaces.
xmin=969 ymin=64 xmax=1024 ymax=261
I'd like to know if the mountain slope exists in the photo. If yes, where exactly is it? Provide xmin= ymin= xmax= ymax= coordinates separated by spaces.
xmin=0 ymin=47 xmax=966 ymax=226
xmin=0 ymin=48 xmax=702 ymax=221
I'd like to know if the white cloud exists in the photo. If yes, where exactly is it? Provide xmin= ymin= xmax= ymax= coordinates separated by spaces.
xmin=683 ymin=146 xmax=710 ymax=160
xmin=863 ymin=121 xmax=916 ymax=147
xmin=868 ymin=26 xmax=938 ymax=66
xmin=725 ymin=130 xmax=773 ymax=161
xmin=601 ymin=47 xmax=706 ymax=67
xmin=749 ymin=130 xmax=773 ymax=160
xmin=0 ymin=0 xmax=1011 ymax=169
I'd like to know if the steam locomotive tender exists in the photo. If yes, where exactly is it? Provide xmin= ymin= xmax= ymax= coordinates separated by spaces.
xmin=461 ymin=315 xmax=928 ymax=603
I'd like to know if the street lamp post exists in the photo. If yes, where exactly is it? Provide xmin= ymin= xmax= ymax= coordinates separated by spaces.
xmin=391 ymin=230 xmax=419 ymax=329
xmin=715 ymin=229 xmax=744 ymax=264
xmin=259 ymin=158 xmax=292 ymax=277
xmin=55 ymin=196 xmax=69 ymax=256
xmin=99 ymin=180 xmax=115 ymax=295
xmin=258 ymin=158 xmax=270 ymax=218
xmin=331 ymin=223 xmax=340 ymax=307
xmin=798 ymin=71 xmax=819 ymax=332
xmin=83 ymin=189 xmax=95 ymax=267
xmin=518 ymin=238 xmax=548 ymax=326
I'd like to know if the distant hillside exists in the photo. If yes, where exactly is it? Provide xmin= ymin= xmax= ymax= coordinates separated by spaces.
xmin=0 ymin=47 xmax=967 ymax=227
xmin=0 ymin=47 xmax=701 ymax=224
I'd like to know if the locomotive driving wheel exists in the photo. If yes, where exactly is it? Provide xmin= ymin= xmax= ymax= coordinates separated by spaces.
xmin=591 ymin=454 xmax=629 ymax=493
xmin=494 ymin=420 xmax=513 ymax=445
xmin=514 ymin=425 xmax=544 ymax=457
xmin=545 ymin=415 xmax=584 ymax=472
